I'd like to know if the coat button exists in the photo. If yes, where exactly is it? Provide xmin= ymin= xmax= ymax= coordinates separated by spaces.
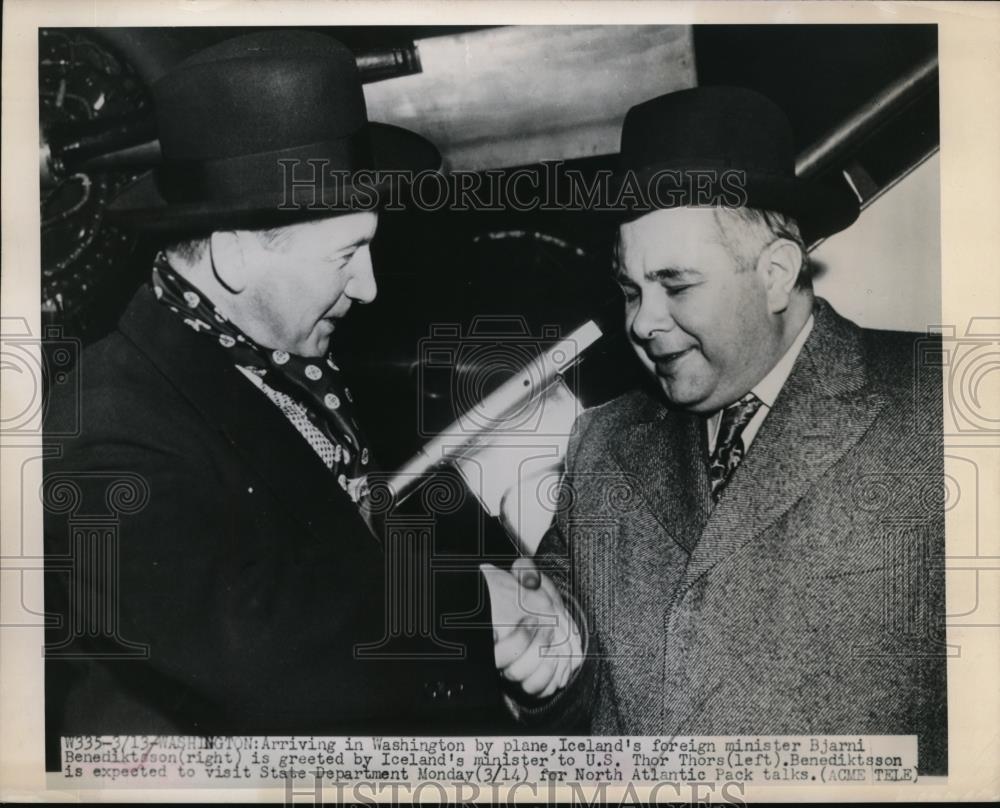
xmin=424 ymin=680 xmax=464 ymax=701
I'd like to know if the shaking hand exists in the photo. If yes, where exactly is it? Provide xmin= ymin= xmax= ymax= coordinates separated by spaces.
xmin=480 ymin=557 xmax=583 ymax=699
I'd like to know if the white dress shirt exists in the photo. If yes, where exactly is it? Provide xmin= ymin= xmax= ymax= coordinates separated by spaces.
xmin=707 ymin=314 xmax=814 ymax=454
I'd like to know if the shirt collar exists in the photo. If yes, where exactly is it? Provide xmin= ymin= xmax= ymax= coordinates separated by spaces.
xmin=705 ymin=314 xmax=814 ymax=452
xmin=750 ymin=313 xmax=814 ymax=408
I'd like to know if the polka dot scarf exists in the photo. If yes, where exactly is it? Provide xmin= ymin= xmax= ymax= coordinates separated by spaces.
xmin=151 ymin=253 xmax=374 ymax=506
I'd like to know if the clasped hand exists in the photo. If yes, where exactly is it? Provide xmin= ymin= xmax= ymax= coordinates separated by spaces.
xmin=480 ymin=557 xmax=583 ymax=699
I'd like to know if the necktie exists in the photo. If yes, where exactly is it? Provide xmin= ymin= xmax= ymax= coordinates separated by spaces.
xmin=708 ymin=392 xmax=763 ymax=502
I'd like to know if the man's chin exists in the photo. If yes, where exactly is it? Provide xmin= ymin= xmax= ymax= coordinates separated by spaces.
xmin=306 ymin=341 xmax=331 ymax=358
xmin=291 ymin=337 xmax=330 ymax=358
xmin=655 ymin=377 xmax=715 ymax=413
xmin=302 ymin=321 xmax=338 ymax=356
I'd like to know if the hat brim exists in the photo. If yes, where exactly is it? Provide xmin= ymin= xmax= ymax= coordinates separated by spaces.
xmin=613 ymin=168 xmax=861 ymax=244
xmin=107 ymin=123 xmax=441 ymax=234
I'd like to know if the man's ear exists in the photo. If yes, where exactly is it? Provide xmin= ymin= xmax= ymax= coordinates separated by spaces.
xmin=209 ymin=231 xmax=248 ymax=294
xmin=758 ymin=239 xmax=803 ymax=314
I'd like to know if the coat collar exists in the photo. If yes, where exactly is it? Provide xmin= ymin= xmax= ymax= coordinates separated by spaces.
xmin=610 ymin=298 xmax=884 ymax=580
xmin=117 ymin=285 xmax=377 ymax=547
xmin=610 ymin=390 xmax=712 ymax=556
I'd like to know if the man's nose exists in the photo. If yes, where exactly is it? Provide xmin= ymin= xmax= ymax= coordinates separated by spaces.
xmin=629 ymin=292 xmax=674 ymax=342
xmin=344 ymin=245 xmax=377 ymax=304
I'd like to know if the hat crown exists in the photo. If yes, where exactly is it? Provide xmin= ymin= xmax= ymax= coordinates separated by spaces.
xmin=108 ymin=30 xmax=441 ymax=231
xmin=615 ymin=86 xmax=861 ymax=242
xmin=620 ymin=86 xmax=795 ymax=176
xmin=153 ymin=31 xmax=368 ymax=162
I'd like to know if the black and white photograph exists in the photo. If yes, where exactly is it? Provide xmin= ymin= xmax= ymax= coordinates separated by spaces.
xmin=2 ymin=1 xmax=999 ymax=803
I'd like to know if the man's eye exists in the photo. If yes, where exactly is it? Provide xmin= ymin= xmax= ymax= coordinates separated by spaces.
xmin=619 ymin=286 xmax=639 ymax=302
xmin=664 ymin=284 xmax=693 ymax=296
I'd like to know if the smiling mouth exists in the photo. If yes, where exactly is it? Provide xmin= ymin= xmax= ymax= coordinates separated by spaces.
xmin=652 ymin=347 xmax=694 ymax=366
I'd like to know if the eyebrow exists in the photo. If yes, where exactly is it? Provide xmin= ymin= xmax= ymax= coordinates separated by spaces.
xmin=647 ymin=267 xmax=701 ymax=282
xmin=614 ymin=266 xmax=702 ymax=284
xmin=334 ymin=233 xmax=373 ymax=254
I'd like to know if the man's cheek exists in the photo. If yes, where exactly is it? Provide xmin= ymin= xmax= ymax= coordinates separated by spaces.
xmin=669 ymin=305 xmax=701 ymax=340
xmin=624 ymin=312 xmax=645 ymax=350
xmin=630 ymin=344 xmax=655 ymax=374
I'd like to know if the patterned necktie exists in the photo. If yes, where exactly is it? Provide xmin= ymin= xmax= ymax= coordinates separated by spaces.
xmin=707 ymin=392 xmax=764 ymax=502
xmin=150 ymin=253 xmax=375 ymax=508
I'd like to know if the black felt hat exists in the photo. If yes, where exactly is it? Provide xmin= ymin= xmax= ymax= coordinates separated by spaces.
xmin=108 ymin=31 xmax=440 ymax=233
xmin=615 ymin=86 xmax=860 ymax=242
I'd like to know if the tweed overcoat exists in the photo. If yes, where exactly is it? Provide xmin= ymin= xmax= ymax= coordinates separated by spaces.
xmin=529 ymin=298 xmax=947 ymax=774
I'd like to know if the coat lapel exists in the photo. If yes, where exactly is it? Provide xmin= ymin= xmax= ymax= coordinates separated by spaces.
xmin=680 ymin=299 xmax=886 ymax=590
xmin=118 ymin=286 xmax=377 ymax=547
xmin=610 ymin=392 xmax=712 ymax=555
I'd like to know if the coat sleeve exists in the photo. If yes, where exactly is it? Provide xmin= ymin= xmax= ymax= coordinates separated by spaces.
xmin=501 ymin=407 xmax=610 ymax=731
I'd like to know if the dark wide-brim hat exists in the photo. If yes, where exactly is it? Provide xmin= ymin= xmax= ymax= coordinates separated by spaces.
xmin=615 ymin=86 xmax=861 ymax=243
xmin=108 ymin=31 xmax=440 ymax=233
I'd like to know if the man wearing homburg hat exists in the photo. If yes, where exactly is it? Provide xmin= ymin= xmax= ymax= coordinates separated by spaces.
xmin=43 ymin=31 xmax=505 ymax=740
xmin=488 ymin=87 xmax=947 ymax=774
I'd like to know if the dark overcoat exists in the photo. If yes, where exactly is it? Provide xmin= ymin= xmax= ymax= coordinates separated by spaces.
xmin=44 ymin=286 xmax=504 ymax=744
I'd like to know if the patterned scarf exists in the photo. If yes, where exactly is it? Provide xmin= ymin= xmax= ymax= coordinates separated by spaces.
xmin=151 ymin=252 xmax=374 ymax=509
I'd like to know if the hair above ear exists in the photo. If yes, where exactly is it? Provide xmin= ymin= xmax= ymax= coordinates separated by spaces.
xmin=164 ymin=236 xmax=210 ymax=267
xmin=714 ymin=206 xmax=813 ymax=289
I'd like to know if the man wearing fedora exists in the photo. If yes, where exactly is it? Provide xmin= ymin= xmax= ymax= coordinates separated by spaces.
xmin=43 ymin=31 xmax=504 ymax=741
xmin=491 ymin=87 xmax=947 ymax=774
